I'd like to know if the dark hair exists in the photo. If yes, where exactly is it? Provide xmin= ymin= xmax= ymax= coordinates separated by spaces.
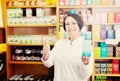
xmin=63 ymin=14 xmax=84 ymax=31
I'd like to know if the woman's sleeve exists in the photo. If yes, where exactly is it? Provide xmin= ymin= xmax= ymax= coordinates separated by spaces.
xmin=41 ymin=40 xmax=59 ymax=68
xmin=78 ymin=46 xmax=94 ymax=80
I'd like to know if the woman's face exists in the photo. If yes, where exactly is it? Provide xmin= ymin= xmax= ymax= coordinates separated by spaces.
xmin=65 ymin=16 xmax=80 ymax=37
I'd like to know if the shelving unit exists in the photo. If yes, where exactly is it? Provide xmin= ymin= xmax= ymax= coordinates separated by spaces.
xmin=2 ymin=0 xmax=120 ymax=81
xmin=93 ymin=0 xmax=120 ymax=81
xmin=5 ymin=0 xmax=57 ymax=80
xmin=0 ymin=0 xmax=6 ymax=81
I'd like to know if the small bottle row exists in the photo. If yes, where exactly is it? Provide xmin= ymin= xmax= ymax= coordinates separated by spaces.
xmin=11 ymin=46 xmax=45 ymax=61
xmin=95 ymin=76 xmax=120 ymax=81
xmin=94 ymin=0 xmax=120 ymax=6
xmin=7 ymin=8 xmax=56 ymax=25
xmin=9 ymin=74 xmax=53 ymax=81
xmin=94 ymin=25 xmax=120 ymax=41
xmin=7 ymin=0 xmax=56 ymax=7
xmin=8 ymin=35 xmax=56 ymax=45
xmin=59 ymin=0 xmax=92 ymax=6
xmin=59 ymin=9 xmax=92 ymax=24
xmin=94 ymin=42 xmax=120 ymax=58
xmin=94 ymin=12 xmax=120 ymax=24
xmin=95 ymin=59 xmax=119 ymax=74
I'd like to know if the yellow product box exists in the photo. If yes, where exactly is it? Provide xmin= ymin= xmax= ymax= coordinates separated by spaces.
xmin=46 ymin=0 xmax=56 ymax=5
xmin=93 ymin=25 xmax=100 ymax=41
xmin=3 ymin=44 xmax=6 ymax=52
xmin=106 ymin=63 xmax=112 ymax=69
xmin=0 ymin=43 xmax=6 ymax=53
xmin=50 ymin=0 xmax=56 ymax=4
xmin=94 ymin=47 xmax=100 ymax=58
xmin=46 ymin=0 xmax=50 ymax=5
xmin=108 ymin=12 xmax=114 ymax=23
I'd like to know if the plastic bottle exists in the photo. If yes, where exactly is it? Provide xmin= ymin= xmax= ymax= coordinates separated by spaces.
xmin=82 ymin=40 xmax=92 ymax=57
xmin=100 ymin=42 xmax=108 ymax=57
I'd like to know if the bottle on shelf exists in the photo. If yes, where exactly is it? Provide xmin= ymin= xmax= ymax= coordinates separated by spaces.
xmin=35 ymin=48 xmax=42 ymax=61
xmin=25 ymin=47 xmax=32 ymax=61
xmin=14 ymin=47 xmax=24 ymax=61
xmin=31 ymin=48 xmax=36 ymax=61
xmin=100 ymin=42 xmax=108 ymax=57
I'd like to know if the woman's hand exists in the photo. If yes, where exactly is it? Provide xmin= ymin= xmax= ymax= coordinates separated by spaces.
xmin=41 ymin=41 xmax=50 ymax=61
xmin=81 ymin=56 xmax=90 ymax=65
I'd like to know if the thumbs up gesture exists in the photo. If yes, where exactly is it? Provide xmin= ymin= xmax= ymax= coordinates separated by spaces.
xmin=41 ymin=41 xmax=50 ymax=61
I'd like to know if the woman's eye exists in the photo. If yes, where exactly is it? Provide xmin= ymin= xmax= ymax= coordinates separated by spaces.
xmin=65 ymin=22 xmax=77 ymax=25
xmin=65 ymin=23 xmax=69 ymax=25
xmin=72 ymin=22 xmax=77 ymax=24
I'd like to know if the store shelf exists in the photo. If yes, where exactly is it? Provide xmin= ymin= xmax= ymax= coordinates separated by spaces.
xmin=7 ymin=5 xmax=56 ymax=8
xmin=94 ymin=74 xmax=120 ymax=77
xmin=95 ymin=57 xmax=120 ymax=60
xmin=7 ymin=24 xmax=57 ymax=27
xmin=94 ymin=23 xmax=120 ymax=25
xmin=94 ymin=6 xmax=120 ymax=8
xmin=59 ymin=23 xmax=93 ymax=26
xmin=59 ymin=5 xmax=92 ymax=8
xmin=8 ymin=61 xmax=43 ymax=64
xmin=0 ymin=27 xmax=4 ymax=29
xmin=94 ymin=39 xmax=119 ymax=44
xmin=7 ymin=44 xmax=54 ymax=46
xmin=0 ymin=52 xmax=5 ymax=55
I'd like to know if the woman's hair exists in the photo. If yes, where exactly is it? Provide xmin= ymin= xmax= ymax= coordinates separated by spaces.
xmin=63 ymin=14 xmax=84 ymax=31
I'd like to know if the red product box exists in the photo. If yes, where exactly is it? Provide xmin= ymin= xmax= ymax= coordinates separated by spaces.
xmin=112 ymin=60 xmax=119 ymax=74
xmin=114 ymin=12 xmax=120 ymax=23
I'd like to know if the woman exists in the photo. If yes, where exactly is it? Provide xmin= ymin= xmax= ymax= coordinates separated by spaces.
xmin=41 ymin=14 xmax=93 ymax=81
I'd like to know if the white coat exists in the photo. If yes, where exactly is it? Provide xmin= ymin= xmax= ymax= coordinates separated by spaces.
xmin=41 ymin=36 xmax=93 ymax=81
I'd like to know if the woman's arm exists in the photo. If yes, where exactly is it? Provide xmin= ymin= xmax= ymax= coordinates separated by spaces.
xmin=41 ymin=51 xmax=54 ymax=68
xmin=41 ymin=40 xmax=59 ymax=68
xmin=41 ymin=41 xmax=54 ymax=68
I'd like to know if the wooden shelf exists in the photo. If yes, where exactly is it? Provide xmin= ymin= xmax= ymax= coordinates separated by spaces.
xmin=94 ymin=39 xmax=119 ymax=44
xmin=94 ymin=23 xmax=120 ymax=25
xmin=95 ymin=57 xmax=120 ymax=60
xmin=0 ymin=52 xmax=5 ymax=55
xmin=0 ymin=27 xmax=5 ymax=29
xmin=8 ymin=61 xmax=43 ymax=64
xmin=7 ymin=24 xmax=57 ymax=27
xmin=59 ymin=23 xmax=92 ymax=26
xmin=7 ymin=43 xmax=54 ymax=46
xmin=7 ymin=5 xmax=56 ymax=8
xmin=94 ymin=74 xmax=120 ymax=77
xmin=94 ymin=6 xmax=120 ymax=8
xmin=59 ymin=5 xmax=92 ymax=8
